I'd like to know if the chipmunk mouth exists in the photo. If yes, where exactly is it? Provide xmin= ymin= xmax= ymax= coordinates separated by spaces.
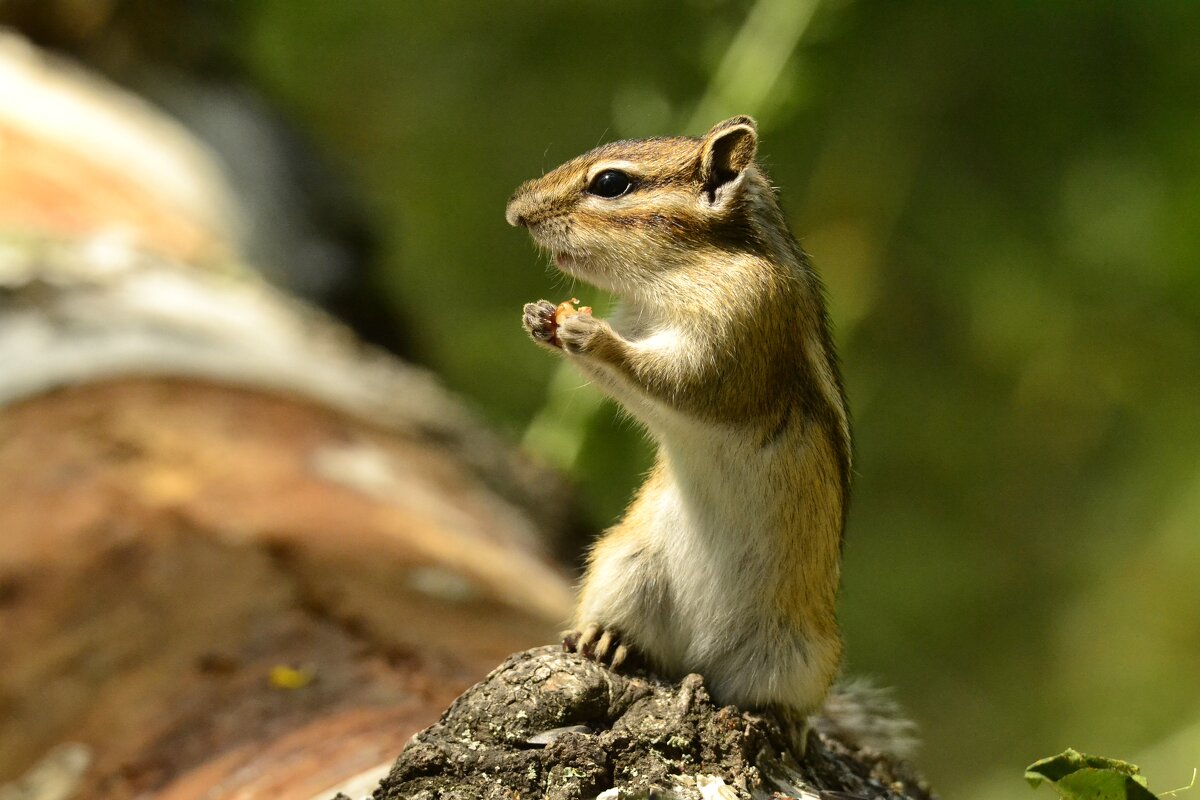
xmin=553 ymin=250 xmax=597 ymax=279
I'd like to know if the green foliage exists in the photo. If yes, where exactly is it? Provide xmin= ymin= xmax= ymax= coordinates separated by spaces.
xmin=1027 ymin=750 xmax=1157 ymax=800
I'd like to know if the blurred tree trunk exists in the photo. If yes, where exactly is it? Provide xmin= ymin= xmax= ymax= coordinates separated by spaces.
xmin=0 ymin=29 xmax=577 ymax=800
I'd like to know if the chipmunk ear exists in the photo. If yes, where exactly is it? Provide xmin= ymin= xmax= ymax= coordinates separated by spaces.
xmin=699 ymin=115 xmax=758 ymax=203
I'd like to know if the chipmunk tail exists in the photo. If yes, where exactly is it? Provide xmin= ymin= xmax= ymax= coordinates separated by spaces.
xmin=812 ymin=677 xmax=920 ymax=760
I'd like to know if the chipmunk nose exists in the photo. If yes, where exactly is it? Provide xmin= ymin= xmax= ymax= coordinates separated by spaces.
xmin=505 ymin=195 xmax=529 ymax=228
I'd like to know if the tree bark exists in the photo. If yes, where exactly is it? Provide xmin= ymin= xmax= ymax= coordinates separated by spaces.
xmin=369 ymin=647 xmax=936 ymax=800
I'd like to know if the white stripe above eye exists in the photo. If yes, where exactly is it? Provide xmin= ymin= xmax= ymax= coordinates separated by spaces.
xmin=585 ymin=160 xmax=640 ymax=182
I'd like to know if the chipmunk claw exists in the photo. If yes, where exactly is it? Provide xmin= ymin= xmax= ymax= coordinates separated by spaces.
xmin=605 ymin=639 xmax=631 ymax=670
xmin=562 ymin=622 xmax=599 ymax=653
xmin=563 ymin=623 xmax=630 ymax=671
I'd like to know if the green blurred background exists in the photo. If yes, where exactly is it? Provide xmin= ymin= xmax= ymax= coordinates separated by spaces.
xmin=236 ymin=1 xmax=1199 ymax=795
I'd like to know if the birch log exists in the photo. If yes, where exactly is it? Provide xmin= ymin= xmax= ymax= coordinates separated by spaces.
xmin=0 ymin=30 xmax=575 ymax=800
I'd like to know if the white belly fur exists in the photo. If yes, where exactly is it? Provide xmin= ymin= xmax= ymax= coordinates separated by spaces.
xmin=635 ymin=413 xmax=840 ymax=713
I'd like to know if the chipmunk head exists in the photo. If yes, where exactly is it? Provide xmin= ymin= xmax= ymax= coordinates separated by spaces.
xmin=506 ymin=116 xmax=784 ymax=295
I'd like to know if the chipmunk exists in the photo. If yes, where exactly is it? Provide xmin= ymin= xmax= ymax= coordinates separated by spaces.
xmin=508 ymin=116 xmax=888 ymax=751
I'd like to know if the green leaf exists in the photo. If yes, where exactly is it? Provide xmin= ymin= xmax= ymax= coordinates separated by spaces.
xmin=1026 ymin=749 xmax=1158 ymax=800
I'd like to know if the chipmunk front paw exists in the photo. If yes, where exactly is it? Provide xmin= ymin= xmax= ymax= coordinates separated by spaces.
xmin=522 ymin=300 xmax=559 ymax=347
xmin=556 ymin=310 xmax=603 ymax=355
xmin=563 ymin=622 xmax=630 ymax=671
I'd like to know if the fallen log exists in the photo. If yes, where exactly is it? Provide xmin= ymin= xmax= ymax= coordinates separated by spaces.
xmin=0 ymin=29 xmax=577 ymax=799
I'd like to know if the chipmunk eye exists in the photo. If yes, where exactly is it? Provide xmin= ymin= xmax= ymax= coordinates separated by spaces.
xmin=587 ymin=169 xmax=633 ymax=199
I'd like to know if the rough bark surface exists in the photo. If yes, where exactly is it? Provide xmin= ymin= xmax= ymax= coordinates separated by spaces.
xmin=371 ymin=647 xmax=936 ymax=800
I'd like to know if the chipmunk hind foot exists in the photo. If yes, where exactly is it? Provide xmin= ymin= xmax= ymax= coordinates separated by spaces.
xmin=562 ymin=623 xmax=632 ymax=671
